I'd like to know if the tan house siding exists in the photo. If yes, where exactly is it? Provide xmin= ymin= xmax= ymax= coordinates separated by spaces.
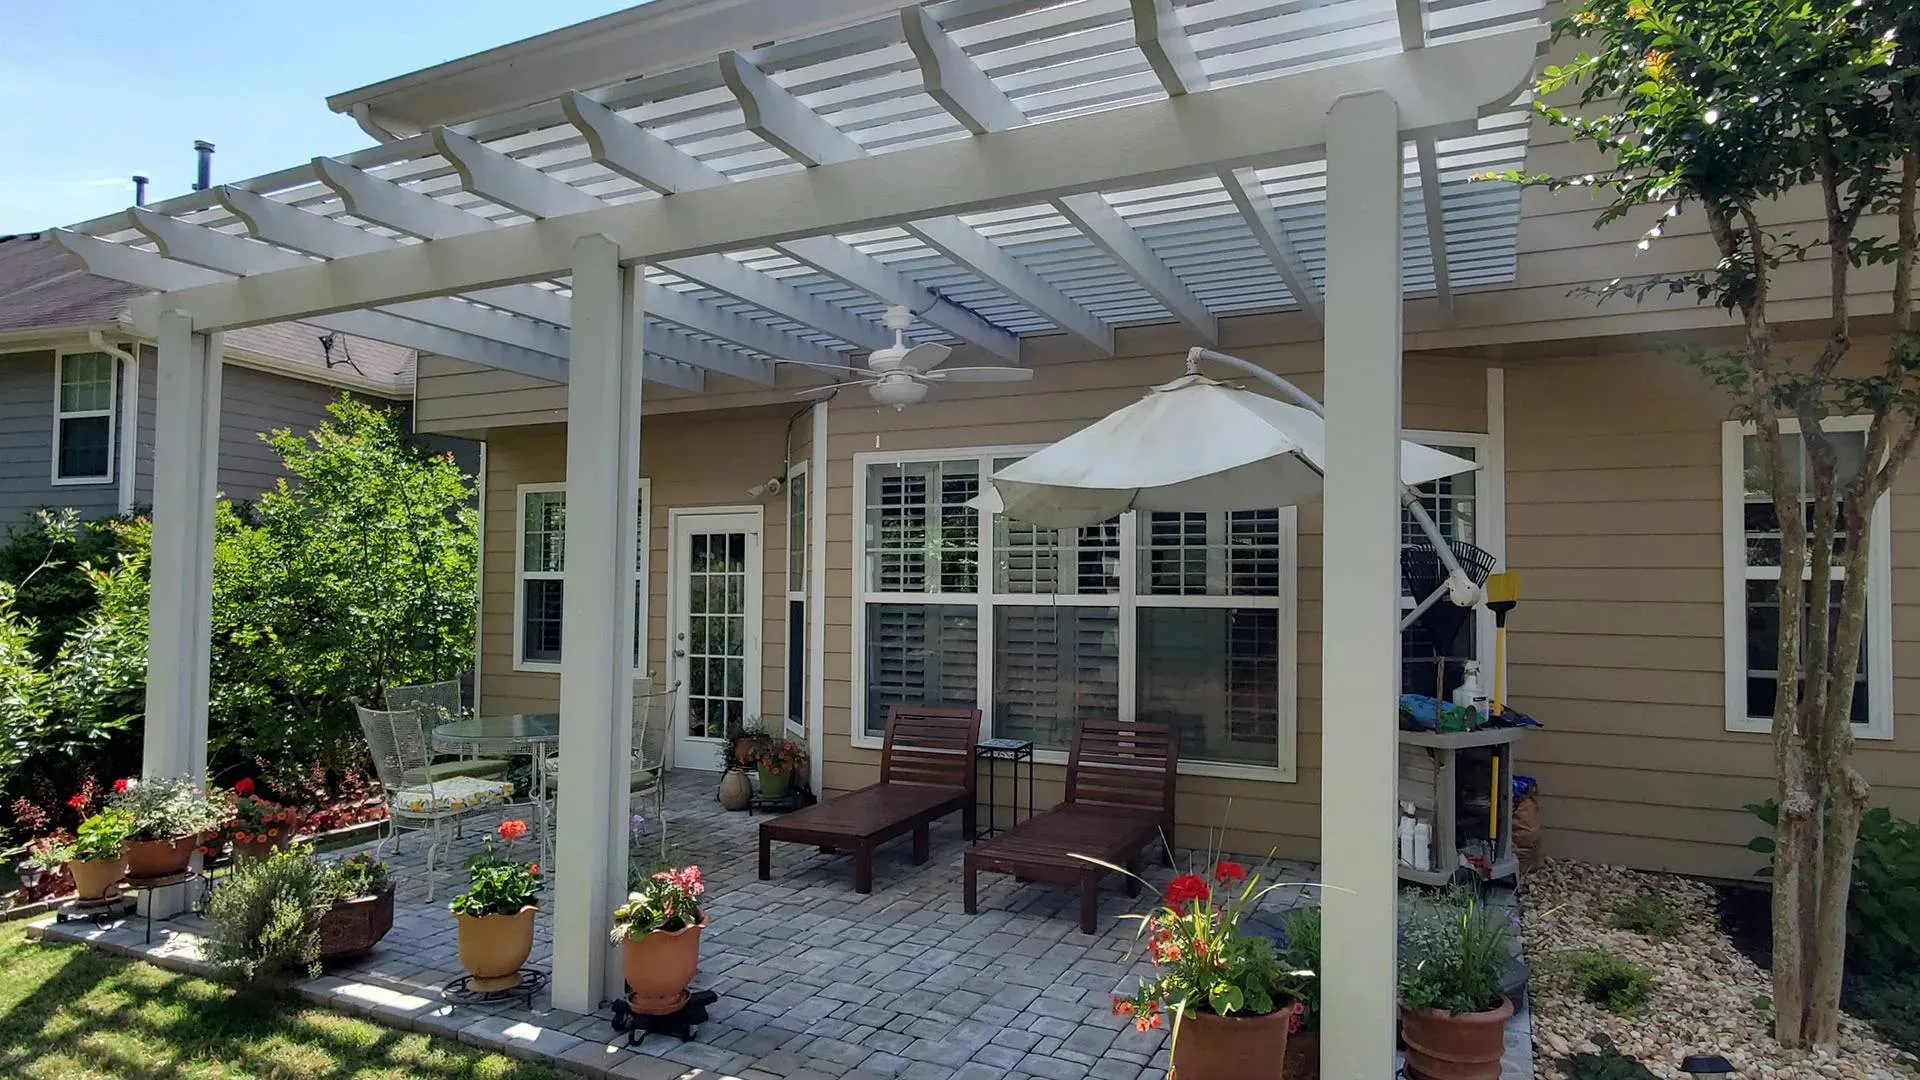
xmin=476 ymin=409 xmax=799 ymax=744
xmin=1505 ymin=343 xmax=1920 ymax=880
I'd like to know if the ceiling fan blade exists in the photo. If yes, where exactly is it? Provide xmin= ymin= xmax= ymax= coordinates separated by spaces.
xmin=922 ymin=366 xmax=1034 ymax=382
xmin=897 ymin=342 xmax=952 ymax=373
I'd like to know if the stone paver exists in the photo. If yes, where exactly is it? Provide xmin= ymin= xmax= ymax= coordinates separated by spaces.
xmin=31 ymin=769 xmax=1531 ymax=1079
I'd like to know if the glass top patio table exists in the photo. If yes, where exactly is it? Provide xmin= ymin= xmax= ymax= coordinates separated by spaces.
xmin=429 ymin=712 xmax=559 ymax=752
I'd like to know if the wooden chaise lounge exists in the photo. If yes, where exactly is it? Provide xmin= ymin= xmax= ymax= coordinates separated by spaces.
xmin=964 ymin=720 xmax=1177 ymax=933
xmin=759 ymin=705 xmax=981 ymax=893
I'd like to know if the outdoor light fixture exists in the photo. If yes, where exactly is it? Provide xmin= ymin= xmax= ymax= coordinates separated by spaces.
xmin=867 ymin=374 xmax=930 ymax=410
xmin=1680 ymin=1054 xmax=1736 ymax=1078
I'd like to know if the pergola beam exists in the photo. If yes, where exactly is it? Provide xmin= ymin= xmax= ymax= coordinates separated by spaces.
xmin=131 ymin=28 xmax=1547 ymax=333
xmin=313 ymin=156 xmax=842 ymax=368
xmin=1129 ymin=0 xmax=1325 ymax=322
xmin=1398 ymin=0 xmax=1430 ymax=49
xmin=721 ymin=49 xmax=1115 ymax=354
xmin=904 ymin=7 xmax=1217 ymax=344
xmin=1415 ymin=136 xmax=1455 ymax=317
xmin=51 ymin=228 xmax=572 ymax=383
xmin=129 ymin=207 xmax=573 ymax=358
xmin=435 ymin=125 xmax=889 ymax=352
xmin=564 ymin=93 xmax=1015 ymax=360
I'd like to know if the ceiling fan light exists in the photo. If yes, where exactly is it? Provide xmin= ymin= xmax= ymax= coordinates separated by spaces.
xmin=869 ymin=377 xmax=929 ymax=410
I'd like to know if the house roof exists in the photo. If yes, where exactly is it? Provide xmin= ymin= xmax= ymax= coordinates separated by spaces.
xmin=0 ymin=232 xmax=415 ymax=393
xmin=52 ymin=0 xmax=1545 ymax=396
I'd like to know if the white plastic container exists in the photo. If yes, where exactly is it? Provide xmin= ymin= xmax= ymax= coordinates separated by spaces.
xmin=1413 ymin=819 xmax=1435 ymax=871
xmin=1453 ymin=661 xmax=1490 ymax=716
xmin=1398 ymin=803 xmax=1418 ymax=865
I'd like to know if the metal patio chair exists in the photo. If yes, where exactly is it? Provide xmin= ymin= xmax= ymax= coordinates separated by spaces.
xmin=543 ymin=679 xmax=676 ymax=862
xmin=355 ymin=703 xmax=516 ymax=901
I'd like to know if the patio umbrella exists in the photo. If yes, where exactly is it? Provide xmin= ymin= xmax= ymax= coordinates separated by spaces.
xmin=974 ymin=371 xmax=1479 ymax=529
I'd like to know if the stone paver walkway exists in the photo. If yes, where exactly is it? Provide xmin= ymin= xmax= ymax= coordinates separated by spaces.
xmin=36 ymin=769 xmax=1531 ymax=1079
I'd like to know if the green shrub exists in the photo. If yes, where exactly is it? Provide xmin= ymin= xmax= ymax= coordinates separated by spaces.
xmin=0 ymin=510 xmax=139 ymax=662
xmin=1749 ymin=801 xmax=1920 ymax=977
xmin=1848 ymin=972 xmax=1920 ymax=1058
xmin=202 ymin=844 xmax=348 ymax=982
xmin=1560 ymin=1037 xmax=1658 ymax=1080
xmin=1278 ymin=906 xmax=1322 ymax=1030
xmin=1610 ymin=894 xmax=1684 ymax=939
xmin=1558 ymin=948 xmax=1655 ymax=1014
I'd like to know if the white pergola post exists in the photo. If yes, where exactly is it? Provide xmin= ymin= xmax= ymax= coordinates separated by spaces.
xmin=552 ymin=234 xmax=645 ymax=1012
xmin=142 ymin=311 xmax=221 ymax=916
xmin=1318 ymin=90 xmax=1405 ymax=1080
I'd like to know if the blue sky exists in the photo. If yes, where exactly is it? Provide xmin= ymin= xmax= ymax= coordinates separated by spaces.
xmin=0 ymin=0 xmax=636 ymax=234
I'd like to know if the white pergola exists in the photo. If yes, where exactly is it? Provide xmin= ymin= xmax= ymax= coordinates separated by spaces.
xmin=56 ymin=0 xmax=1545 ymax=1073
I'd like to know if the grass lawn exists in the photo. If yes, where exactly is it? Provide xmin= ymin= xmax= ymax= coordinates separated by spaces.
xmin=0 ymin=921 xmax=561 ymax=1080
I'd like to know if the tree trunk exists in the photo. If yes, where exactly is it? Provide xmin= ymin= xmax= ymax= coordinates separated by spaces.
xmin=1771 ymin=776 xmax=1818 ymax=1045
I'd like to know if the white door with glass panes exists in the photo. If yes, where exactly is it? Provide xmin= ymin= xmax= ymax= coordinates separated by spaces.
xmin=669 ymin=509 xmax=763 ymax=771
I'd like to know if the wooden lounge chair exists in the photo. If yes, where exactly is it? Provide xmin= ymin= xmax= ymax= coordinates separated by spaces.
xmin=964 ymin=720 xmax=1176 ymax=933
xmin=759 ymin=705 xmax=981 ymax=893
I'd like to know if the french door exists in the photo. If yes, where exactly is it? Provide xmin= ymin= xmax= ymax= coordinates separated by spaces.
xmin=668 ymin=509 xmax=763 ymax=770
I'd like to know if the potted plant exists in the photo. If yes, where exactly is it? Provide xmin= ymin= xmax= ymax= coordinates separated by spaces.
xmin=1397 ymin=893 xmax=1515 ymax=1080
xmin=203 ymin=843 xmax=339 ymax=981
xmin=1100 ymin=855 xmax=1304 ymax=1080
xmin=448 ymin=819 xmax=542 ymax=991
xmin=610 ymin=864 xmax=706 ymax=1014
xmin=66 ymin=808 xmax=135 ymax=900
xmin=228 ymin=779 xmax=295 ymax=859
xmin=1277 ymin=907 xmax=1322 ymax=1080
xmin=314 ymin=853 xmax=394 ymax=961
xmin=111 ymin=776 xmax=228 ymax=880
xmin=749 ymin=735 xmax=807 ymax=800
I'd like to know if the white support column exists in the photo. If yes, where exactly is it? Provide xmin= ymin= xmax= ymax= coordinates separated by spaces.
xmin=1318 ymin=90 xmax=1405 ymax=1080
xmin=553 ymin=234 xmax=645 ymax=1012
xmin=145 ymin=311 xmax=220 ymax=784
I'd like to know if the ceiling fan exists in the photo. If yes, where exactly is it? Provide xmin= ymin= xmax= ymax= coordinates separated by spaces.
xmin=794 ymin=305 xmax=1031 ymax=409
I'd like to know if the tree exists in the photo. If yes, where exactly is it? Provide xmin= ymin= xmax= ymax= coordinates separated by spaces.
xmin=1506 ymin=0 xmax=1918 ymax=1048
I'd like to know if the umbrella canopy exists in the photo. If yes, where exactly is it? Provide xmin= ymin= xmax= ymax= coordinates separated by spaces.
xmin=976 ymin=373 xmax=1479 ymax=529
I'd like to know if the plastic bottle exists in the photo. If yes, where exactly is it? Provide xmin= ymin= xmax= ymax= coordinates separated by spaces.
xmin=1398 ymin=803 xmax=1418 ymax=866
xmin=1453 ymin=661 xmax=1490 ymax=717
xmin=1413 ymin=818 xmax=1435 ymax=872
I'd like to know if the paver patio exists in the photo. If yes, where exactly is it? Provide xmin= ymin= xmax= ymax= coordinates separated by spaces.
xmin=35 ymin=770 xmax=1527 ymax=1079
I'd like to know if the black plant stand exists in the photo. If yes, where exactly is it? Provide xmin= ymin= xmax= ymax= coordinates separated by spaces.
xmin=610 ymin=988 xmax=718 ymax=1045
xmin=442 ymin=968 xmax=550 ymax=1009
xmin=747 ymin=778 xmax=816 ymax=816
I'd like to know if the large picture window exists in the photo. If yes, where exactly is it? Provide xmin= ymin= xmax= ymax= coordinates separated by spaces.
xmin=53 ymin=350 xmax=118 ymax=484
xmin=513 ymin=481 xmax=651 ymax=673
xmin=1721 ymin=420 xmax=1892 ymax=739
xmin=854 ymin=448 xmax=1297 ymax=777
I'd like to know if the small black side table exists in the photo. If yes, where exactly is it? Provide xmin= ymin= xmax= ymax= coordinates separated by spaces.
xmin=974 ymin=738 xmax=1034 ymax=840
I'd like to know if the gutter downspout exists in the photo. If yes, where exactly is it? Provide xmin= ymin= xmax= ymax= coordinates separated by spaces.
xmin=89 ymin=331 xmax=142 ymax=515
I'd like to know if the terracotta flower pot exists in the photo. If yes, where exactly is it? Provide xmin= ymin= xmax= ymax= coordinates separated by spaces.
xmin=1399 ymin=997 xmax=1515 ymax=1080
xmin=125 ymin=836 xmax=198 ymax=880
xmin=67 ymin=858 xmax=126 ymax=901
xmin=232 ymin=835 xmax=288 ymax=861
xmin=1169 ymin=1006 xmax=1294 ymax=1080
xmin=621 ymin=918 xmax=705 ymax=1015
xmin=455 ymin=907 xmax=536 ymax=992
xmin=1284 ymin=1030 xmax=1320 ymax=1080
xmin=757 ymin=766 xmax=793 ymax=799
xmin=717 ymin=769 xmax=751 ymax=811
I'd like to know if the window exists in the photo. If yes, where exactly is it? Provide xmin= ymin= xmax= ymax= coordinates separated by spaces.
xmin=785 ymin=464 xmax=808 ymax=736
xmin=513 ymin=481 xmax=651 ymax=672
xmin=53 ymin=351 xmax=118 ymax=483
xmin=854 ymin=448 xmax=1297 ymax=776
xmin=1722 ymin=420 xmax=1892 ymax=739
xmin=1402 ymin=435 xmax=1484 ymax=665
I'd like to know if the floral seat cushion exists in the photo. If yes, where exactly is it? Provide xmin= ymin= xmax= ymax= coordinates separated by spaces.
xmin=389 ymin=776 xmax=516 ymax=816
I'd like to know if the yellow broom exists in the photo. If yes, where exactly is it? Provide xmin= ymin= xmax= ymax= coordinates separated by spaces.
xmin=1483 ymin=572 xmax=1520 ymax=845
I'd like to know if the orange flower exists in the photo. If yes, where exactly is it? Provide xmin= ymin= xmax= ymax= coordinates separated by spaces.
xmin=1643 ymin=48 xmax=1671 ymax=81
xmin=529 ymin=863 xmax=541 ymax=876
xmin=496 ymin=819 xmax=529 ymax=842
xmin=267 ymin=828 xmax=280 ymax=838
xmin=1112 ymin=997 xmax=1134 ymax=1017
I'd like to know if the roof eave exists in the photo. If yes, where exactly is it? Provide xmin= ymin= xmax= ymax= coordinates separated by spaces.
xmin=326 ymin=0 xmax=911 ymax=132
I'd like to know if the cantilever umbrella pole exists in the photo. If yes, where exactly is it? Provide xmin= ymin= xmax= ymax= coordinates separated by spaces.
xmin=1184 ymin=347 xmax=1473 ymax=629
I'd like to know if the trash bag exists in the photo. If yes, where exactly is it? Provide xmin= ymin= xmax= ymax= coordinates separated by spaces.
xmin=1512 ymin=774 xmax=1543 ymax=876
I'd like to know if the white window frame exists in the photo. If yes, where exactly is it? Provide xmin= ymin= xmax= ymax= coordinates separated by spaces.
xmin=1720 ymin=417 xmax=1893 ymax=740
xmin=784 ymin=459 xmax=808 ymax=738
xmin=850 ymin=444 xmax=1299 ymax=781
xmin=511 ymin=478 xmax=652 ymax=676
xmin=51 ymin=348 xmax=119 ymax=485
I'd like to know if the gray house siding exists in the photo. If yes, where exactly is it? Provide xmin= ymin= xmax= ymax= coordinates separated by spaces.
xmin=133 ymin=345 xmax=156 ymax=508
xmin=214 ymin=365 xmax=354 ymax=505
xmin=0 ymin=349 xmax=124 ymax=528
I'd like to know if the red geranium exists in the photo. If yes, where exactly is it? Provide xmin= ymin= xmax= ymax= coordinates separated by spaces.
xmin=67 ymin=793 xmax=87 ymax=810
xmin=496 ymin=819 xmax=529 ymax=843
xmin=1165 ymin=873 xmax=1210 ymax=907
xmin=111 ymin=778 xmax=131 ymax=793
xmin=234 ymin=778 xmax=255 ymax=797
xmin=1212 ymin=860 xmax=1248 ymax=886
